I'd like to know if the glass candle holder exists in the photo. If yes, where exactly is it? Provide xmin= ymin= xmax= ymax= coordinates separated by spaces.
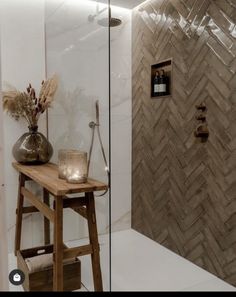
xmin=66 ymin=151 xmax=88 ymax=184
xmin=58 ymin=149 xmax=77 ymax=179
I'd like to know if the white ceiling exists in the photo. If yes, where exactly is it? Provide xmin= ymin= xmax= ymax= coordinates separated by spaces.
xmin=90 ymin=0 xmax=146 ymax=9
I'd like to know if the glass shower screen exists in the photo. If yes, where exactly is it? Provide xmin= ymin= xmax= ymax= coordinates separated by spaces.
xmin=45 ymin=0 xmax=110 ymax=291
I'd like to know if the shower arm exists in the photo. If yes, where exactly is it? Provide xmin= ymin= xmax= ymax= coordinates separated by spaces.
xmin=88 ymin=101 xmax=110 ymax=197
xmin=88 ymin=6 xmax=108 ymax=22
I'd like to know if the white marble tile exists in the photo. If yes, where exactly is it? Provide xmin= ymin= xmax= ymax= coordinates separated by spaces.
xmin=110 ymin=1 xmax=145 ymax=9
xmin=0 ymin=0 xmax=46 ymax=92
xmin=1 ymin=0 xmax=46 ymax=254
xmin=45 ymin=0 xmax=132 ymax=242
xmin=90 ymin=1 xmax=145 ymax=10
xmin=111 ymin=13 xmax=131 ymax=118
xmin=2 ymin=0 xmax=132 ymax=260
xmin=46 ymin=0 xmax=109 ymax=52
xmin=65 ymin=229 xmax=236 ymax=292
xmin=111 ymin=173 xmax=131 ymax=231
xmin=111 ymin=119 xmax=131 ymax=175
xmin=67 ymin=235 xmax=111 ymax=292
xmin=110 ymin=230 xmax=214 ymax=291
xmin=114 ymin=229 xmax=236 ymax=291
xmin=45 ymin=0 xmax=66 ymax=20
xmin=110 ymin=5 xmax=132 ymax=232
xmin=5 ymin=181 xmax=49 ymax=252
xmin=9 ymin=229 xmax=235 ymax=292
xmin=63 ymin=208 xmax=88 ymax=242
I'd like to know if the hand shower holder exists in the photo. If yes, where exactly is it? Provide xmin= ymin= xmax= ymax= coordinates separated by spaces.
xmin=89 ymin=121 xmax=99 ymax=129
xmin=88 ymin=101 xmax=110 ymax=197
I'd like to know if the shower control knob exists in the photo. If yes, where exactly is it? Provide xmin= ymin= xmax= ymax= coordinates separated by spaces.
xmin=196 ymin=114 xmax=206 ymax=122
xmin=196 ymin=103 xmax=207 ymax=111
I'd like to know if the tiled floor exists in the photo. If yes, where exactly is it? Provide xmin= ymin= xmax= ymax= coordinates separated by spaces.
xmin=110 ymin=230 xmax=236 ymax=292
xmin=8 ymin=229 xmax=236 ymax=292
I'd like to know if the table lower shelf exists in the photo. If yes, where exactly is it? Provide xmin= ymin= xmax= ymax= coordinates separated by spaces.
xmin=17 ymin=244 xmax=81 ymax=292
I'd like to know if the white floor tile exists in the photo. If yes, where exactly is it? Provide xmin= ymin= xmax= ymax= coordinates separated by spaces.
xmin=183 ymin=278 xmax=236 ymax=292
xmin=109 ymin=230 xmax=235 ymax=291
xmin=67 ymin=235 xmax=111 ymax=292
xmin=8 ymin=229 xmax=236 ymax=292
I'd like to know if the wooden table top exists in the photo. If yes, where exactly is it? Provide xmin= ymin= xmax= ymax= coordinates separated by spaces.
xmin=13 ymin=162 xmax=108 ymax=196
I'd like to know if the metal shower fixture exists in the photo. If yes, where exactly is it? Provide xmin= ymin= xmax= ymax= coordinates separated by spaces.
xmin=88 ymin=5 xmax=122 ymax=27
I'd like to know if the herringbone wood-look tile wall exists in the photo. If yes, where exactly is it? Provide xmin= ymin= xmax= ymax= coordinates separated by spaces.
xmin=132 ymin=0 xmax=236 ymax=285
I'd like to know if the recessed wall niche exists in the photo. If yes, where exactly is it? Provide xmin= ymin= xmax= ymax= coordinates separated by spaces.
xmin=151 ymin=58 xmax=172 ymax=98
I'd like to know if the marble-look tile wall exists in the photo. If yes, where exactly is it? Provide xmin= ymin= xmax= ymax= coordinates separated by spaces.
xmin=45 ymin=0 xmax=132 ymax=241
xmin=0 ymin=0 xmax=46 ymax=253
xmin=110 ymin=6 xmax=132 ymax=232
xmin=0 ymin=41 xmax=8 ymax=290
xmin=0 ymin=0 xmax=132 ymax=256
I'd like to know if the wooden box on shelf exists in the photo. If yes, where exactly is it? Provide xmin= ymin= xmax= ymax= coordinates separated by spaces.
xmin=17 ymin=244 xmax=81 ymax=292
xmin=151 ymin=58 xmax=172 ymax=99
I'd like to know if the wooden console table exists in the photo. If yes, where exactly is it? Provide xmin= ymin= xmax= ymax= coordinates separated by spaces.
xmin=13 ymin=162 xmax=108 ymax=292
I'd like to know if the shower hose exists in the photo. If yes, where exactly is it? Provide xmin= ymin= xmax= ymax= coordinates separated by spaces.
xmin=87 ymin=100 xmax=110 ymax=197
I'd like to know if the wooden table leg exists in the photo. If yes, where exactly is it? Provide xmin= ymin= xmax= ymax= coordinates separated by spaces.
xmin=86 ymin=192 xmax=103 ymax=292
xmin=53 ymin=197 xmax=63 ymax=291
xmin=43 ymin=189 xmax=50 ymax=245
xmin=15 ymin=173 xmax=26 ymax=256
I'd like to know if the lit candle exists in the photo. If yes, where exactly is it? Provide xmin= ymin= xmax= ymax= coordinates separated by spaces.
xmin=58 ymin=149 xmax=78 ymax=179
xmin=65 ymin=151 xmax=88 ymax=184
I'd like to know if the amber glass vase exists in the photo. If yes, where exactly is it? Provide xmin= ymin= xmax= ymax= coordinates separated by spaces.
xmin=12 ymin=126 xmax=53 ymax=165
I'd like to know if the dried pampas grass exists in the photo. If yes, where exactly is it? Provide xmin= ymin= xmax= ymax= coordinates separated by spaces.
xmin=2 ymin=75 xmax=58 ymax=126
xmin=39 ymin=74 xmax=58 ymax=111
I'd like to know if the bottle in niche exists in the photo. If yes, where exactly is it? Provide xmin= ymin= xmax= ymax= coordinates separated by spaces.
xmin=153 ymin=71 xmax=160 ymax=96
xmin=159 ymin=69 xmax=168 ymax=96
